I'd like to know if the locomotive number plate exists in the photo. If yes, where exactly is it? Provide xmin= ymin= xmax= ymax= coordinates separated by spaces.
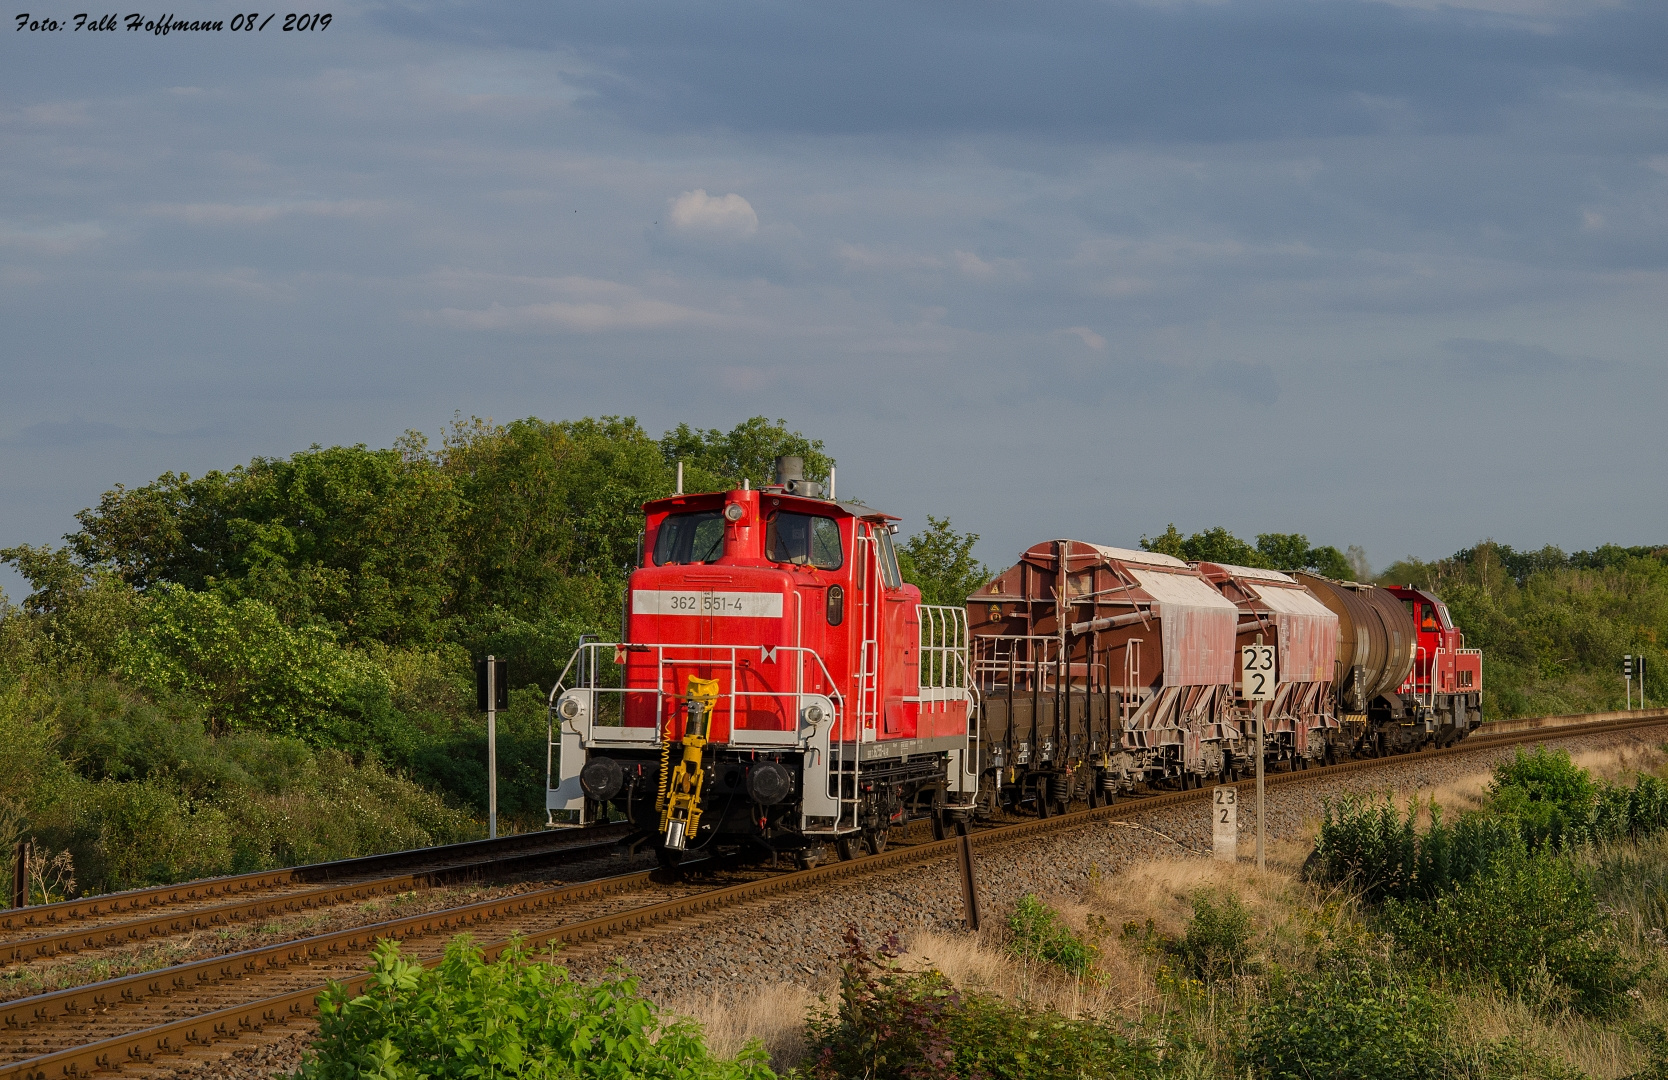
xmin=633 ymin=590 xmax=784 ymax=618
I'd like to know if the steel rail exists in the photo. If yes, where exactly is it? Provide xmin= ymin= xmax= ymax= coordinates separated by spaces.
xmin=8 ymin=709 xmax=1668 ymax=1080
xmin=1 ymin=838 xmax=625 ymax=966
xmin=0 ymin=824 xmax=631 ymax=935
xmin=0 ymin=871 xmax=657 ymax=1036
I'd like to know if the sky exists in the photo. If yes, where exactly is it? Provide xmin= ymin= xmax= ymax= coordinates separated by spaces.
xmin=2 ymin=0 xmax=1665 ymax=598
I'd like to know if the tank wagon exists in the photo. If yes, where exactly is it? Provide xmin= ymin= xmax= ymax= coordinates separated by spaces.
xmin=546 ymin=464 xmax=1482 ymax=861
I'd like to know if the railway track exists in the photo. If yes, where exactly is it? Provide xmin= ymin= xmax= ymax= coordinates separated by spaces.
xmin=0 ymin=833 xmax=634 ymax=968
xmin=5 ymin=707 xmax=1667 ymax=1080
xmin=0 ymin=824 xmax=631 ymax=938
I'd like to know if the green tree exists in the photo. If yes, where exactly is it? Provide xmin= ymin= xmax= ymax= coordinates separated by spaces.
xmin=116 ymin=583 xmax=396 ymax=744
xmin=1256 ymin=532 xmax=1354 ymax=578
xmin=897 ymin=517 xmax=990 ymax=606
xmin=1140 ymin=524 xmax=1268 ymax=567
xmin=659 ymin=417 xmax=834 ymax=493
xmin=68 ymin=445 xmax=459 ymax=647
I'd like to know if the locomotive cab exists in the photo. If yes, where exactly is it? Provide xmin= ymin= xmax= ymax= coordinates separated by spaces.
xmin=547 ymin=458 xmax=976 ymax=865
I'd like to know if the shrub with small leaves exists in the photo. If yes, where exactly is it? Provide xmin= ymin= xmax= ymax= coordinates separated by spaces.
xmin=1007 ymin=894 xmax=1098 ymax=977
xmin=802 ymin=928 xmax=1156 ymax=1080
xmin=1179 ymin=889 xmax=1254 ymax=982
xmin=1382 ymin=844 xmax=1645 ymax=1015
xmin=1245 ymin=952 xmax=1452 ymax=1080
xmin=294 ymin=936 xmax=773 ymax=1080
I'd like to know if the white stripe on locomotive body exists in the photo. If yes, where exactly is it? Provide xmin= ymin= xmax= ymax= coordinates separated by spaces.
xmin=630 ymin=589 xmax=785 ymax=618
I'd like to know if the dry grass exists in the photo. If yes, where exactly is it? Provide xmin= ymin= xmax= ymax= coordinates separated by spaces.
xmin=1571 ymin=739 xmax=1668 ymax=783
xmin=898 ymin=847 xmax=1330 ymax=1024
xmin=665 ymin=980 xmax=818 ymax=1069
xmin=901 ymin=928 xmax=1151 ymax=1019
xmin=1451 ymin=986 xmax=1657 ymax=1079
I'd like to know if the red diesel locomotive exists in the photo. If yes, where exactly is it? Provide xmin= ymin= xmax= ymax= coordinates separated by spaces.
xmin=548 ymin=461 xmax=1482 ymax=859
xmin=548 ymin=458 xmax=977 ymax=864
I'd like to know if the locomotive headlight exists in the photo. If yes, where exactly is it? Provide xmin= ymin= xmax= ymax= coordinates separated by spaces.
xmin=558 ymin=696 xmax=582 ymax=720
xmin=802 ymin=703 xmax=824 ymax=725
xmin=723 ymin=503 xmax=745 ymax=522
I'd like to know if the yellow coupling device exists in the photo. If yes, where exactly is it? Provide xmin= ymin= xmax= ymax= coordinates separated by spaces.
xmin=660 ymin=676 xmax=719 ymax=850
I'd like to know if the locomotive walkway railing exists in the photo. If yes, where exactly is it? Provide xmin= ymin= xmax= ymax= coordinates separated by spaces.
xmin=546 ymin=640 xmax=863 ymax=835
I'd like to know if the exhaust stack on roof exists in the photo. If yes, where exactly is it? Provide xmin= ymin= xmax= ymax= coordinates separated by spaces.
xmin=772 ymin=455 xmax=823 ymax=499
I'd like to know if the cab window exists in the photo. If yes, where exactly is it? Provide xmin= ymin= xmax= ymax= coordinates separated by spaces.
xmin=876 ymin=527 xmax=903 ymax=589
xmin=653 ymin=510 xmax=725 ymax=565
xmin=1420 ymin=603 xmax=1440 ymax=631
xmin=766 ymin=511 xmax=843 ymax=570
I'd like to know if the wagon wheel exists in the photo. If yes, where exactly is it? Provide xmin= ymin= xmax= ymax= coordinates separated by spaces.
xmin=931 ymin=813 xmax=948 ymax=841
xmin=1035 ymin=784 xmax=1052 ymax=819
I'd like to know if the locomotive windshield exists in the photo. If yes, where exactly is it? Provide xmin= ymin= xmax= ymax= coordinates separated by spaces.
xmin=765 ymin=511 xmax=843 ymax=569
xmin=653 ymin=510 xmax=725 ymax=565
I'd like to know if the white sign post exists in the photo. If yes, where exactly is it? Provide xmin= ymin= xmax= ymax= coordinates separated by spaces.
xmin=1211 ymin=785 xmax=1238 ymax=862
xmin=1242 ymin=642 xmax=1276 ymax=872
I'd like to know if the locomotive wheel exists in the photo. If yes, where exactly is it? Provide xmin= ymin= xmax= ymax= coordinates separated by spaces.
xmin=932 ymin=814 xmax=948 ymax=841
xmin=864 ymin=827 xmax=890 ymax=855
xmin=795 ymin=846 xmax=823 ymax=870
xmin=836 ymin=836 xmax=857 ymax=862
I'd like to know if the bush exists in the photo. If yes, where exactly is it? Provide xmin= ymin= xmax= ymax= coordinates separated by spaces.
xmin=1178 ymin=889 xmax=1254 ymax=982
xmin=297 ymin=937 xmax=772 ymax=1080
xmin=1312 ymin=794 xmax=1520 ymax=905
xmin=1245 ymin=953 xmax=1453 ymax=1080
xmin=1490 ymin=748 xmax=1598 ymax=849
xmin=803 ymin=929 xmax=1155 ymax=1080
xmin=117 ymin=584 xmax=398 ymax=744
xmin=1007 ymin=895 xmax=1097 ymax=977
xmin=1383 ymin=844 xmax=1644 ymax=1015
xmin=9 ymin=682 xmax=478 ymax=894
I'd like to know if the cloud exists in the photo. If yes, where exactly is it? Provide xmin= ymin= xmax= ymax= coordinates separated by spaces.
xmin=430 ymin=276 xmax=725 ymax=333
xmin=388 ymin=0 xmax=1668 ymax=143
xmin=1440 ymin=337 xmax=1573 ymax=376
xmin=3 ymin=419 xmax=222 ymax=448
xmin=1060 ymin=326 xmax=1106 ymax=349
xmin=667 ymin=189 xmax=758 ymax=236
xmin=836 ymin=244 xmax=943 ymax=271
xmin=143 ymin=201 xmax=384 ymax=226
xmin=0 ymin=222 xmax=105 ymax=255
